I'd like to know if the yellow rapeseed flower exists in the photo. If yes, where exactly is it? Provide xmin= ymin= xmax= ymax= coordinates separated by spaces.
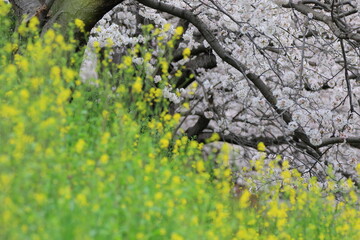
xmin=19 ymin=89 xmax=30 ymax=101
xmin=208 ymin=133 xmax=220 ymax=142
xmin=0 ymin=173 xmax=13 ymax=187
xmin=28 ymin=17 xmax=40 ymax=32
xmin=44 ymin=29 xmax=56 ymax=44
xmin=93 ymin=41 xmax=101 ymax=49
xmin=196 ymin=160 xmax=205 ymax=172
xmin=63 ymin=67 xmax=77 ymax=83
xmin=50 ymin=66 xmax=61 ymax=82
xmin=160 ymin=138 xmax=169 ymax=149
xmin=106 ymin=38 xmax=114 ymax=47
xmin=160 ymin=60 xmax=169 ymax=74
xmin=101 ymin=132 xmax=111 ymax=145
xmin=123 ymin=56 xmax=132 ymax=66
xmin=17 ymin=24 xmax=27 ymax=36
xmin=182 ymin=48 xmax=191 ymax=58
xmin=257 ymin=141 xmax=266 ymax=152
xmin=100 ymin=154 xmax=109 ymax=164
xmin=56 ymin=89 xmax=71 ymax=105
xmin=175 ymin=70 xmax=182 ymax=77
xmin=281 ymin=170 xmax=292 ymax=183
xmin=55 ymin=34 xmax=65 ymax=46
xmin=174 ymin=26 xmax=184 ymax=36
xmin=30 ymin=77 xmax=44 ymax=89
xmin=172 ymin=176 xmax=181 ymax=185
xmin=167 ymin=40 xmax=174 ymax=48
xmin=136 ymin=233 xmax=145 ymax=240
xmin=0 ymin=0 xmax=11 ymax=17
xmin=59 ymin=186 xmax=71 ymax=199
xmin=163 ymin=23 xmax=171 ymax=32
xmin=171 ymin=233 xmax=184 ymax=240
xmin=159 ymin=228 xmax=166 ymax=236
xmin=152 ymin=28 xmax=161 ymax=36
xmin=132 ymin=78 xmax=143 ymax=93
xmin=102 ymin=110 xmax=109 ymax=119
xmin=75 ymin=139 xmax=86 ymax=153
xmin=34 ymin=193 xmax=47 ymax=205
xmin=154 ymin=192 xmax=163 ymax=200
xmin=356 ymin=163 xmax=360 ymax=175
xmin=74 ymin=18 xmax=85 ymax=32
xmin=144 ymin=52 xmax=152 ymax=62
xmin=239 ymin=189 xmax=251 ymax=208
xmin=1 ymin=105 xmax=19 ymax=118
xmin=143 ymin=24 xmax=154 ymax=32
xmin=173 ymin=113 xmax=181 ymax=122
xmin=182 ymin=102 xmax=189 ymax=109
xmin=154 ymin=88 xmax=162 ymax=98
xmin=75 ymin=193 xmax=88 ymax=206
xmin=14 ymin=54 xmax=29 ymax=72
xmin=163 ymin=114 xmax=172 ymax=122
xmin=86 ymin=159 xmax=96 ymax=167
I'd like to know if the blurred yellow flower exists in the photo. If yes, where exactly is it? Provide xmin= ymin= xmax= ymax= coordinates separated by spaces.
xmin=171 ymin=233 xmax=184 ymax=240
xmin=28 ymin=17 xmax=40 ymax=32
xmin=257 ymin=142 xmax=266 ymax=152
xmin=74 ymin=18 xmax=85 ymax=32
xmin=100 ymin=154 xmax=109 ymax=164
xmin=123 ymin=56 xmax=132 ymax=66
xmin=75 ymin=139 xmax=86 ymax=153
xmin=163 ymin=23 xmax=171 ymax=32
xmin=132 ymin=81 xmax=142 ymax=93
xmin=144 ymin=52 xmax=152 ymax=62
xmin=174 ymin=26 xmax=184 ymax=36
xmin=182 ymin=48 xmax=191 ymax=58
xmin=196 ymin=160 xmax=205 ymax=172
xmin=160 ymin=138 xmax=169 ymax=149
xmin=75 ymin=193 xmax=88 ymax=206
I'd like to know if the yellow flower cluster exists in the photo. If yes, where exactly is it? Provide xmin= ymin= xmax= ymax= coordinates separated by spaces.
xmin=144 ymin=87 xmax=162 ymax=104
xmin=0 ymin=0 xmax=11 ymax=17
xmin=132 ymin=77 xmax=143 ymax=93
xmin=74 ymin=18 xmax=85 ymax=32
xmin=182 ymin=48 xmax=191 ymax=59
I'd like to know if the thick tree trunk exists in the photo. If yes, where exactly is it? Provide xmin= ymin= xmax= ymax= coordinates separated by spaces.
xmin=9 ymin=0 xmax=41 ymax=17
xmin=9 ymin=0 xmax=124 ymax=33
xmin=43 ymin=0 xmax=124 ymax=32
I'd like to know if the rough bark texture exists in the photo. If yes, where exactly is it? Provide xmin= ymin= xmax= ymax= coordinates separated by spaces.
xmin=10 ymin=0 xmax=124 ymax=33
xmin=9 ymin=0 xmax=41 ymax=17
xmin=44 ymin=0 xmax=124 ymax=32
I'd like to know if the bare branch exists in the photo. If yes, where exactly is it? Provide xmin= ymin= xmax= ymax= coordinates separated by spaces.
xmin=283 ymin=2 xmax=360 ymax=42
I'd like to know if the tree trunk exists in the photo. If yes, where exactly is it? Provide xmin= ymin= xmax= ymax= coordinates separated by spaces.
xmin=9 ymin=0 xmax=124 ymax=33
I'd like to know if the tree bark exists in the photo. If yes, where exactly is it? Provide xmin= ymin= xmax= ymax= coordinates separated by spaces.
xmin=9 ymin=0 xmax=41 ymax=17
xmin=10 ymin=0 xmax=124 ymax=33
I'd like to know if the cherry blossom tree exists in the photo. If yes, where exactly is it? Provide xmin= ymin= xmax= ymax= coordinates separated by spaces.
xmin=8 ymin=0 xmax=360 ymax=186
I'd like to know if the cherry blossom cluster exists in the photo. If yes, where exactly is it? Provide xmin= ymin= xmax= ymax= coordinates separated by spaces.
xmin=81 ymin=0 xmax=360 ymax=184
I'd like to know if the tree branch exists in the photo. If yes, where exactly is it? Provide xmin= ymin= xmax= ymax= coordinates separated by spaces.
xmin=137 ymin=0 xmax=317 ymax=156
xmin=197 ymin=132 xmax=288 ymax=149
xmin=175 ymin=52 xmax=217 ymax=88
xmin=319 ymin=136 xmax=360 ymax=148
xmin=186 ymin=115 xmax=210 ymax=138
xmin=283 ymin=2 xmax=360 ymax=42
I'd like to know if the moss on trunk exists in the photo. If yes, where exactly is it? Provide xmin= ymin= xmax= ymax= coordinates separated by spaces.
xmin=44 ymin=0 xmax=124 ymax=32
